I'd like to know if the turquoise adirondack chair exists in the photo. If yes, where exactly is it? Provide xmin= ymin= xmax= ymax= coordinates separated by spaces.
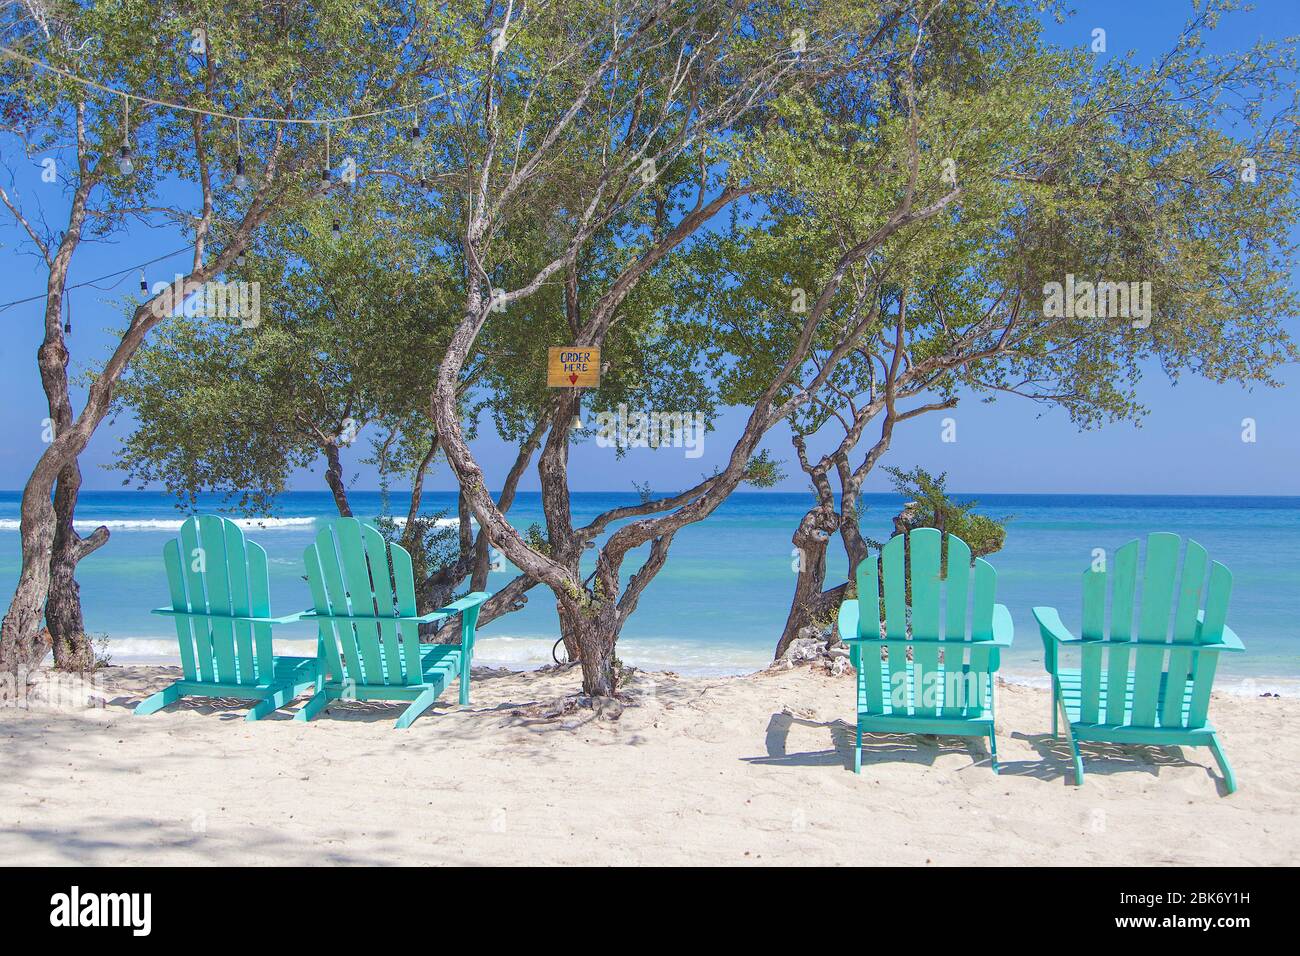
xmin=837 ymin=528 xmax=1013 ymax=774
xmin=1033 ymin=532 xmax=1245 ymax=793
xmin=295 ymin=517 xmax=491 ymax=729
xmin=135 ymin=515 xmax=317 ymax=720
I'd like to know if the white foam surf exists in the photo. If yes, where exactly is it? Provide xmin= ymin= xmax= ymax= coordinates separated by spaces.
xmin=0 ymin=516 xmax=318 ymax=532
xmin=0 ymin=515 xmax=472 ymax=533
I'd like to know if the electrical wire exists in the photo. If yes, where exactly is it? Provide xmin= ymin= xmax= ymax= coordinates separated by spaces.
xmin=0 ymin=45 xmax=448 ymax=126
xmin=0 ymin=244 xmax=196 ymax=312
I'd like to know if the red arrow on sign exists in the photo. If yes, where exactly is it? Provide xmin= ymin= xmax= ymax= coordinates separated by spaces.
xmin=569 ymin=373 xmax=578 ymax=385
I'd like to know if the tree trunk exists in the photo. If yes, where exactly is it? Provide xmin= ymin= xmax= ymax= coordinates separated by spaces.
xmin=556 ymin=594 xmax=619 ymax=697
xmin=0 ymin=485 xmax=58 ymax=676
xmin=45 ymin=461 xmax=110 ymax=671
xmin=323 ymin=441 xmax=353 ymax=517
xmin=773 ymin=504 xmax=840 ymax=659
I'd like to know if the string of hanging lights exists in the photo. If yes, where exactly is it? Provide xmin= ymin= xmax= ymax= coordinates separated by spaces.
xmin=1 ymin=42 xmax=453 ymax=241
xmin=0 ymin=45 xmax=449 ymax=128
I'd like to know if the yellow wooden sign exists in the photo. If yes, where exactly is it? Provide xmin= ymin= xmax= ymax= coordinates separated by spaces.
xmin=547 ymin=346 xmax=601 ymax=387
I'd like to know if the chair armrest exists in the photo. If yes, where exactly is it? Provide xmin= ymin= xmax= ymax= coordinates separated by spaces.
xmin=152 ymin=607 xmax=306 ymax=625
xmin=835 ymin=599 xmax=1009 ymax=648
xmin=990 ymin=603 xmax=1014 ymax=647
xmin=436 ymin=591 xmax=491 ymax=616
xmin=411 ymin=610 xmax=451 ymax=625
xmin=836 ymin=599 xmax=860 ymax=643
xmin=841 ymin=635 xmax=1007 ymax=648
xmin=1195 ymin=612 xmax=1246 ymax=651
xmin=297 ymin=609 xmax=448 ymax=625
xmin=1032 ymin=606 xmax=1084 ymax=645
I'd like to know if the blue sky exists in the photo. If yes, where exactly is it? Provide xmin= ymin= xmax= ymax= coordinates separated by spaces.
xmin=0 ymin=0 xmax=1296 ymax=497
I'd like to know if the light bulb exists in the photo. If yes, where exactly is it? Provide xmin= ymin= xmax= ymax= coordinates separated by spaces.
xmin=571 ymin=413 xmax=583 ymax=430
xmin=331 ymin=218 xmax=342 ymax=238
xmin=139 ymin=271 xmax=148 ymax=292
xmin=117 ymin=144 xmax=133 ymax=175
xmin=233 ymin=154 xmax=248 ymax=190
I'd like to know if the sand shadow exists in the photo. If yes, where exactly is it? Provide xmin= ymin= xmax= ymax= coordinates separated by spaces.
xmin=1012 ymin=730 xmax=1228 ymax=792
xmin=742 ymin=712 xmax=996 ymax=773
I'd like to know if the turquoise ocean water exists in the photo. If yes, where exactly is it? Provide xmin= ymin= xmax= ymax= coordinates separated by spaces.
xmin=1 ymin=490 xmax=1296 ymax=685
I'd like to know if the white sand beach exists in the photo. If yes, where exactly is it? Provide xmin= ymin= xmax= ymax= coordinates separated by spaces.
xmin=1 ymin=663 xmax=1296 ymax=866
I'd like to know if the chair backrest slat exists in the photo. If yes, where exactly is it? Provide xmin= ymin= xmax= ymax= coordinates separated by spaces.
xmin=1162 ymin=540 xmax=1207 ymax=727
xmin=909 ymin=529 xmax=942 ymax=717
xmin=856 ymin=556 xmax=886 ymax=714
xmin=387 ymin=538 xmax=424 ymax=685
xmin=1200 ymin=562 xmax=1232 ymax=643
xmin=315 ymin=523 xmax=366 ymax=685
xmin=881 ymin=535 xmax=909 ymax=706
xmin=1186 ymin=648 xmax=1221 ymax=730
xmin=909 ymin=529 xmax=942 ymax=640
xmin=1137 ymin=532 xmax=1180 ymax=642
xmin=162 ymin=538 xmax=199 ymax=681
xmin=335 ymin=518 xmax=385 ymax=683
xmin=881 ymin=535 xmax=907 ymax=639
xmin=1131 ymin=534 xmax=1180 ymax=725
xmin=198 ymin=515 xmax=238 ymax=684
xmin=939 ymin=535 xmax=972 ymax=720
xmin=943 ymin=535 xmax=972 ymax=642
xmin=1078 ymin=569 xmax=1106 ymax=723
xmin=246 ymin=539 xmax=275 ymax=680
xmin=1103 ymin=540 xmax=1139 ymax=724
xmin=178 ymin=518 xmax=213 ymax=681
xmin=223 ymin=520 xmax=257 ymax=682
xmin=1186 ymin=561 xmax=1233 ymax=727
xmin=1172 ymin=540 xmax=1208 ymax=644
xmin=303 ymin=536 xmax=346 ymax=683
xmin=965 ymin=557 xmax=997 ymax=713
xmin=360 ymin=522 xmax=405 ymax=685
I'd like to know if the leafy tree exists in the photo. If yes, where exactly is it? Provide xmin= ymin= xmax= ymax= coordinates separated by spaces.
xmin=880 ymin=466 xmax=1009 ymax=564
xmin=112 ymin=181 xmax=546 ymax=624
xmin=428 ymin=0 xmax=1038 ymax=697
xmin=427 ymin=0 xmax=1295 ymax=692
xmin=0 ymin=0 xmax=450 ymax=676
xmin=726 ymin=0 xmax=1300 ymax=658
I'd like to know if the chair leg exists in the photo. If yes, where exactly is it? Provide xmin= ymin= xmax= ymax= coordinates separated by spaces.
xmin=459 ymin=662 xmax=471 ymax=707
xmin=1208 ymin=733 xmax=1237 ymax=795
xmin=135 ymin=683 xmax=183 ymax=716
xmin=394 ymin=686 xmax=442 ymax=730
xmin=247 ymin=686 xmax=293 ymax=722
xmin=1057 ymin=695 xmax=1084 ymax=785
xmin=1051 ymin=698 xmax=1058 ymax=737
xmin=294 ymin=690 xmax=330 ymax=722
xmin=1067 ymin=736 xmax=1084 ymax=786
xmin=988 ymin=732 xmax=1000 ymax=774
xmin=854 ymin=725 xmax=862 ymax=774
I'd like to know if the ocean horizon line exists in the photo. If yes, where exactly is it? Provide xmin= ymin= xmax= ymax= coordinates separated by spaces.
xmin=4 ymin=488 xmax=1300 ymax=501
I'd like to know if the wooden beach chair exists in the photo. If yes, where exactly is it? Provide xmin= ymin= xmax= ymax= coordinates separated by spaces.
xmin=135 ymin=515 xmax=317 ymax=721
xmin=836 ymin=527 xmax=1013 ymax=774
xmin=295 ymin=517 xmax=490 ymax=729
xmin=1033 ymin=532 xmax=1245 ymax=793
